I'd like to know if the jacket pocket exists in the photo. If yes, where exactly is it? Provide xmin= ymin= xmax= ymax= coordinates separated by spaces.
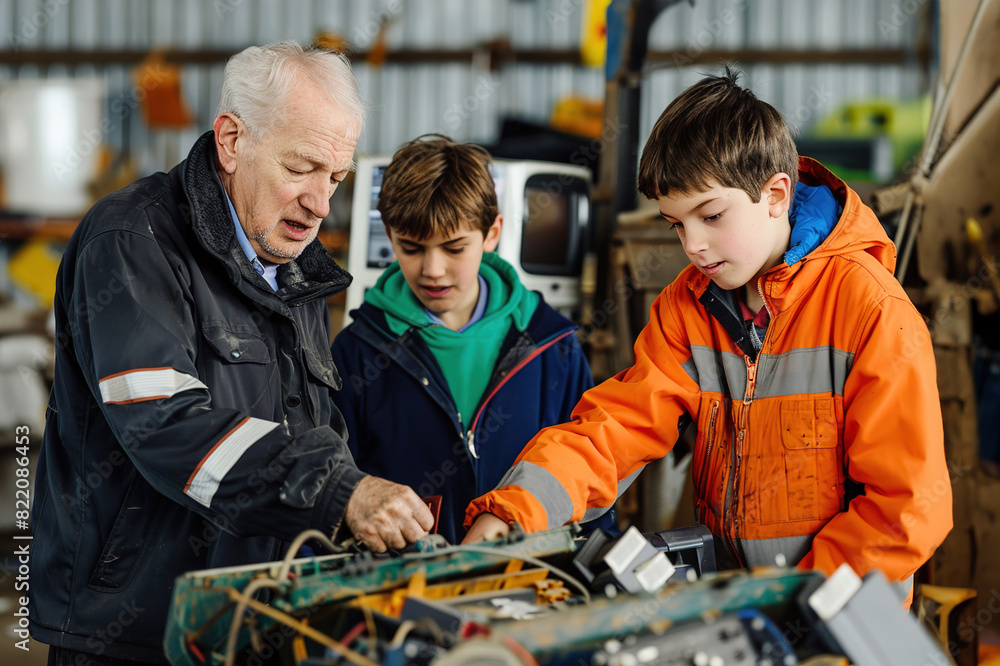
xmin=202 ymin=322 xmax=271 ymax=364
xmin=200 ymin=322 xmax=274 ymax=412
xmin=300 ymin=346 xmax=344 ymax=430
xmin=304 ymin=347 xmax=342 ymax=391
xmin=759 ymin=398 xmax=844 ymax=524
xmin=87 ymin=471 xmax=163 ymax=591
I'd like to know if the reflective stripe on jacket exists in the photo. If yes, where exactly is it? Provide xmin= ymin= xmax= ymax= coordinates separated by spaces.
xmin=466 ymin=158 xmax=952 ymax=593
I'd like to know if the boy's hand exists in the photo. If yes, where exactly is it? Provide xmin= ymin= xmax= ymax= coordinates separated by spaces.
xmin=462 ymin=512 xmax=510 ymax=544
xmin=345 ymin=476 xmax=434 ymax=552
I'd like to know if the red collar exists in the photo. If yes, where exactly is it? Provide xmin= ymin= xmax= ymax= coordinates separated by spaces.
xmin=739 ymin=298 xmax=771 ymax=328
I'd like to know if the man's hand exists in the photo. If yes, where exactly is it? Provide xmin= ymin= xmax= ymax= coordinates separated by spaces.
xmin=345 ymin=476 xmax=434 ymax=552
xmin=461 ymin=512 xmax=510 ymax=544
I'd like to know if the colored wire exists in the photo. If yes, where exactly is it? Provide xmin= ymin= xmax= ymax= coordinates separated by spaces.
xmin=360 ymin=605 xmax=378 ymax=661
xmin=223 ymin=584 xmax=379 ymax=666
xmin=339 ymin=620 xmax=367 ymax=647
xmin=276 ymin=529 xmax=343 ymax=582
xmin=224 ymin=577 xmax=281 ymax=666
xmin=413 ymin=544 xmax=592 ymax=604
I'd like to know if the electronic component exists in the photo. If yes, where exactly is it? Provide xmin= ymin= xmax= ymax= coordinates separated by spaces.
xmin=592 ymin=609 xmax=797 ymax=666
xmin=800 ymin=564 xmax=952 ymax=666
xmin=573 ymin=526 xmax=676 ymax=595
xmin=164 ymin=526 xmax=949 ymax=665
xmin=645 ymin=525 xmax=717 ymax=579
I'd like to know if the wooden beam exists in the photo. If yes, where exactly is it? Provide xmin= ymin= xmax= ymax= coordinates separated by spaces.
xmin=0 ymin=46 xmax=930 ymax=69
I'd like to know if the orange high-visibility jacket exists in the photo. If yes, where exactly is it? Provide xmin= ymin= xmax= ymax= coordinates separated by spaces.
xmin=467 ymin=158 xmax=952 ymax=591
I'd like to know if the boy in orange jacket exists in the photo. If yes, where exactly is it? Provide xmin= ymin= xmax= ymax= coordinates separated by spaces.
xmin=463 ymin=68 xmax=952 ymax=602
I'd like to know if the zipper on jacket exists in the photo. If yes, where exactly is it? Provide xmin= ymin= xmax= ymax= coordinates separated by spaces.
xmin=726 ymin=327 xmax=761 ymax=567
xmin=466 ymin=426 xmax=476 ymax=459
xmin=722 ymin=427 xmax=744 ymax=568
xmin=726 ymin=277 xmax=773 ymax=567
xmin=465 ymin=330 xmax=574 ymax=462
xmin=742 ymin=355 xmax=758 ymax=408
xmin=697 ymin=400 xmax=720 ymax=498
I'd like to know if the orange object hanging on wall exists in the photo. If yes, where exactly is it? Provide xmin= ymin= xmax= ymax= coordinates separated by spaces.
xmin=134 ymin=52 xmax=195 ymax=129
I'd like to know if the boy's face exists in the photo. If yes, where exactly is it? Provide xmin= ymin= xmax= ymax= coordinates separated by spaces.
xmin=657 ymin=174 xmax=791 ymax=293
xmin=387 ymin=216 xmax=502 ymax=331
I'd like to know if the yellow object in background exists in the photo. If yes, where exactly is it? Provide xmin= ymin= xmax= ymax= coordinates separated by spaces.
xmin=550 ymin=96 xmax=605 ymax=138
xmin=916 ymin=584 xmax=978 ymax=666
xmin=810 ymin=97 xmax=931 ymax=174
xmin=581 ymin=0 xmax=611 ymax=67
xmin=8 ymin=240 xmax=62 ymax=308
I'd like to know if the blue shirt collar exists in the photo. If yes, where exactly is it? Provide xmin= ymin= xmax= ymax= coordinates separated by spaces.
xmin=224 ymin=189 xmax=279 ymax=291
xmin=425 ymin=274 xmax=488 ymax=333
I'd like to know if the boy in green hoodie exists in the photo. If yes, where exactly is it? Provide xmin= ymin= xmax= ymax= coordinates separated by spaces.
xmin=330 ymin=135 xmax=614 ymax=542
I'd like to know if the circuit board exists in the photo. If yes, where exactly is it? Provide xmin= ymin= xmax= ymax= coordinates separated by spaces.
xmin=163 ymin=525 xmax=948 ymax=666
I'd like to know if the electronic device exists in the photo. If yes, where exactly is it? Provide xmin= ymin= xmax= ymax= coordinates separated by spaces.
xmin=646 ymin=524 xmax=717 ymax=578
xmin=799 ymin=564 xmax=952 ymax=666
xmin=344 ymin=156 xmax=592 ymax=325
xmin=594 ymin=609 xmax=798 ymax=666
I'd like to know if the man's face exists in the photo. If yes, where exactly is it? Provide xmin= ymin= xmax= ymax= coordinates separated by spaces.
xmin=657 ymin=177 xmax=790 ymax=292
xmin=224 ymin=80 xmax=360 ymax=264
xmin=387 ymin=216 xmax=502 ymax=331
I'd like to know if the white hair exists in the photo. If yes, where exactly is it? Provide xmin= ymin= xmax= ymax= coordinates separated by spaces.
xmin=216 ymin=41 xmax=366 ymax=142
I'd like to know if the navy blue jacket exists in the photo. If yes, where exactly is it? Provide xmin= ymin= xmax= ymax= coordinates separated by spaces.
xmin=331 ymin=299 xmax=614 ymax=542
xmin=31 ymin=132 xmax=362 ymax=662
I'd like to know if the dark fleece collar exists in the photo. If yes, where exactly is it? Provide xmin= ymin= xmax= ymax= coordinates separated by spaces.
xmin=181 ymin=130 xmax=352 ymax=293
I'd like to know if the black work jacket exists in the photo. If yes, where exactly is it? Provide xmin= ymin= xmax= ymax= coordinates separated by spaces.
xmin=30 ymin=131 xmax=363 ymax=661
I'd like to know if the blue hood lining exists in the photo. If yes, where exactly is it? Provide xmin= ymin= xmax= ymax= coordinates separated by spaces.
xmin=785 ymin=182 xmax=843 ymax=265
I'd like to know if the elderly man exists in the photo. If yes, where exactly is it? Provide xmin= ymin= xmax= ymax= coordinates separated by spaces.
xmin=31 ymin=41 xmax=432 ymax=665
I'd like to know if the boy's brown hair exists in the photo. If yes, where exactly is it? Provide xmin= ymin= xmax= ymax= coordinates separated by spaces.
xmin=378 ymin=134 xmax=498 ymax=240
xmin=637 ymin=66 xmax=798 ymax=204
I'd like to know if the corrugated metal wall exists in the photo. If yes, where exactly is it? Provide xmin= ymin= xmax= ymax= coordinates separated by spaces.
xmin=0 ymin=0 xmax=930 ymax=172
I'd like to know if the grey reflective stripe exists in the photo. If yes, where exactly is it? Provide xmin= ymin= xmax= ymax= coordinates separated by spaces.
xmin=681 ymin=357 xmax=699 ymax=385
xmin=185 ymin=417 xmax=279 ymax=508
xmin=496 ymin=461 xmax=575 ymax=530
xmin=755 ymin=347 xmax=855 ymax=399
xmin=99 ymin=367 xmax=208 ymax=404
xmin=685 ymin=346 xmax=746 ymax=397
xmin=737 ymin=534 xmax=814 ymax=568
xmin=685 ymin=345 xmax=854 ymax=399
xmin=582 ymin=467 xmax=643 ymax=522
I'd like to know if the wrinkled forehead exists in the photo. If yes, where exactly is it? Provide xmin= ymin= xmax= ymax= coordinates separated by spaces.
xmin=265 ymin=75 xmax=362 ymax=140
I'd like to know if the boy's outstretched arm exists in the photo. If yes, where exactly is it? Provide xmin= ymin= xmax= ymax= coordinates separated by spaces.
xmin=463 ymin=512 xmax=510 ymax=543
xmin=464 ymin=290 xmax=700 ymax=535
xmin=797 ymin=292 xmax=953 ymax=586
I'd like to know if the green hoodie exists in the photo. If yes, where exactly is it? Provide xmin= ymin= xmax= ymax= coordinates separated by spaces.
xmin=365 ymin=252 xmax=539 ymax=427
